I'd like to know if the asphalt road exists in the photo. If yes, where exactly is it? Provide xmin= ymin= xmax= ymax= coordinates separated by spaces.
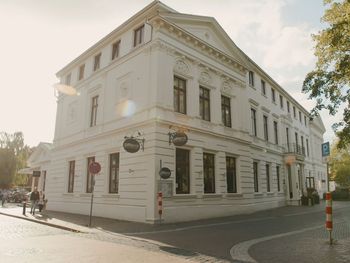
xmin=125 ymin=201 xmax=350 ymax=262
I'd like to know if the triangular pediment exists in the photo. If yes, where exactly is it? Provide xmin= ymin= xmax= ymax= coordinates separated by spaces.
xmin=160 ymin=12 xmax=248 ymax=67
xmin=310 ymin=116 xmax=326 ymax=134
xmin=28 ymin=142 xmax=52 ymax=166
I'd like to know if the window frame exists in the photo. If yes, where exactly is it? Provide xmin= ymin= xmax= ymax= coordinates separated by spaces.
xmin=276 ymin=165 xmax=281 ymax=192
xmin=266 ymin=163 xmax=271 ymax=192
xmin=221 ymin=95 xmax=231 ymax=127
xmin=263 ymin=115 xmax=269 ymax=141
xmin=249 ymin=71 xmax=254 ymax=87
xmin=109 ymin=153 xmax=120 ymax=194
xmin=253 ymin=161 xmax=259 ymax=192
xmin=78 ymin=64 xmax=85 ymax=81
xmin=173 ymin=76 xmax=187 ymax=114
xmin=86 ymin=156 xmax=95 ymax=193
xmin=271 ymin=88 xmax=276 ymax=103
xmin=133 ymin=25 xmax=144 ymax=47
xmin=273 ymin=121 xmax=278 ymax=145
xmin=90 ymin=95 xmax=99 ymax=127
xmin=203 ymin=152 xmax=215 ymax=194
xmin=176 ymin=148 xmax=190 ymax=194
xmin=251 ymin=108 xmax=257 ymax=136
xmin=279 ymin=95 xmax=283 ymax=109
xmin=261 ymin=80 xmax=266 ymax=95
xmin=111 ymin=40 xmax=121 ymax=60
xmin=68 ymin=160 xmax=75 ymax=193
xmin=66 ymin=73 xmax=71 ymax=85
xmin=94 ymin=53 xmax=101 ymax=71
xmin=226 ymin=156 xmax=237 ymax=193
xmin=199 ymin=86 xmax=211 ymax=121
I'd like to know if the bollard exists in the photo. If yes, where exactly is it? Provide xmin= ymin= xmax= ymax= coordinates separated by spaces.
xmin=325 ymin=192 xmax=333 ymax=245
xmin=22 ymin=201 xmax=26 ymax=215
xmin=157 ymin=192 xmax=163 ymax=223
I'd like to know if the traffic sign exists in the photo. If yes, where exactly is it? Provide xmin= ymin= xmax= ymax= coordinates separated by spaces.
xmin=322 ymin=142 xmax=330 ymax=157
xmin=89 ymin=162 xmax=101 ymax=174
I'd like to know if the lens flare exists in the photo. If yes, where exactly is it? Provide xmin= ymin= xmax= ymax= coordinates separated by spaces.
xmin=116 ymin=99 xmax=136 ymax=117
xmin=53 ymin=83 xmax=79 ymax=96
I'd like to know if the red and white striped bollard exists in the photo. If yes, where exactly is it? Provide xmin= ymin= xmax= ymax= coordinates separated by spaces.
xmin=325 ymin=192 xmax=333 ymax=244
xmin=157 ymin=192 xmax=163 ymax=223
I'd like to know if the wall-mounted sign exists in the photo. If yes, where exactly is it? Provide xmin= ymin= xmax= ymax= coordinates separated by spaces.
xmin=33 ymin=171 xmax=41 ymax=177
xmin=89 ymin=162 xmax=101 ymax=174
xmin=123 ymin=138 xmax=141 ymax=153
xmin=322 ymin=142 xmax=330 ymax=157
xmin=169 ymin=131 xmax=188 ymax=146
xmin=159 ymin=167 xmax=171 ymax=179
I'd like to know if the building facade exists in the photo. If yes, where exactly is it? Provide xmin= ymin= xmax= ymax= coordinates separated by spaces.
xmin=46 ymin=1 xmax=327 ymax=223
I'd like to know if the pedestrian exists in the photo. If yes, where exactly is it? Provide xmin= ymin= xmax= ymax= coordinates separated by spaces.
xmin=38 ymin=191 xmax=44 ymax=212
xmin=1 ymin=191 xmax=7 ymax=207
xmin=30 ymin=188 xmax=40 ymax=215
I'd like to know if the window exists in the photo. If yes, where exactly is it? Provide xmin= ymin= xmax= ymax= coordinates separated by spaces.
xmin=203 ymin=153 xmax=215 ymax=193
xmin=286 ymin=127 xmax=290 ymax=150
xmin=174 ymin=76 xmax=186 ymax=114
xmin=134 ymin=25 xmax=144 ymax=47
xmin=111 ymin=40 xmax=120 ymax=60
xmin=66 ymin=73 xmax=71 ymax=85
xmin=94 ymin=53 xmax=101 ymax=71
xmin=299 ymin=111 xmax=302 ymax=122
xmin=226 ymin=156 xmax=237 ymax=193
xmin=261 ymin=80 xmax=266 ymax=95
xmin=293 ymin=106 xmax=296 ymax=118
xmin=109 ymin=153 xmax=119 ymax=193
xmin=221 ymin=95 xmax=231 ymax=127
xmin=90 ymin=95 xmax=99 ymax=127
xmin=306 ymin=139 xmax=310 ymax=156
xmin=251 ymin=108 xmax=257 ymax=136
xmin=266 ymin=164 xmax=270 ymax=192
xmin=301 ymin=136 xmax=305 ymax=155
xmin=271 ymin=88 xmax=276 ymax=102
xmin=176 ymin=148 xmax=190 ymax=194
xmin=287 ymin=101 xmax=290 ymax=113
xmin=68 ymin=161 xmax=75 ymax=193
xmin=273 ymin=121 xmax=278 ymax=145
xmin=263 ymin=115 xmax=268 ymax=141
xmin=304 ymin=116 xmax=307 ymax=126
xmin=295 ymin=132 xmax=299 ymax=147
xmin=86 ymin=157 xmax=95 ymax=193
xmin=253 ymin=161 xmax=259 ymax=192
xmin=279 ymin=95 xmax=283 ymax=109
xmin=78 ymin=64 xmax=85 ymax=80
xmin=199 ymin=86 xmax=210 ymax=121
xmin=276 ymin=165 xmax=280 ymax=192
xmin=249 ymin=71 xmax=254 ymax=87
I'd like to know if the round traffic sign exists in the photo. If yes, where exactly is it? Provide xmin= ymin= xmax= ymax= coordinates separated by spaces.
xmin=159 ymin=167 xmax=171 ymax=179
xmin=89 ymin=162 xmax=101 ymax=174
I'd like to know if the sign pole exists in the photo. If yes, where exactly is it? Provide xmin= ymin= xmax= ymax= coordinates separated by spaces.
xmin=88 ymin=175 xmax=95 ymax=228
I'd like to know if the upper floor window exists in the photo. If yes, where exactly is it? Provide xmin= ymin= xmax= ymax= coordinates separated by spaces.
xmin=261 ymin=80 xmax=266 ymax=95
xmin=279 ymin=95 xmax=283 ymax=109
xmin=78 ymin=64 xmax=85 ymax=81
xmin=199 ymin=86 xmax=210 ymax=121
xmin=174 ymin=76 xmax=186 ymax=114
xmin=287 ymin=101 xmax=290 ymax=113
xmin=306 ymin=139 xmax=310 ymax=156
xmin=299 ymin=111 xmax=302 ymax=122
xmin=90 ymin=95 xmax=98 ymax=127
xmin=293 ymin=106 xmax=296 ymax=118
xmin=263 ymin=115 xmax=269 ymax=141
xmin=111 ymin=40 xmax=121 ymax=60
xmin=134 ymin=25 xmax=144 ymax=47
xmin=221 ymin=95 xmax=231 ymax=127
xmin=66 ymin=73 xmax=71 ymax=85
xmin=271 ymin=88 xmax=276 ymax=103
xmin=251 ymin=108 xmax=257 ymax=136
xmin=109 ymin=153 xmax=119 ymax=193
xmin=249 ymin=71 xmax=254 ymax=87
xmin=304 ymin=115 xmax=307 ymax=126
xmin=273 ymin=121 xmax=278 ymax=145
xmin=94 ymin=53 xmax=101 ymax=71
xmin=176 ymin=148 xmax=190 ymax=194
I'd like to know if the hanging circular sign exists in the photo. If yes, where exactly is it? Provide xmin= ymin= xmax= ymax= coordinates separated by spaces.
xmin=159 ymin=167 xmax=171 ymax=179
xmin=172 ymin=132 xmax=188 ymax=146
xmin=89 ymin=162 xmax=101 ymax=174
xmin=123 ymin=138 xmax=140 ymax=153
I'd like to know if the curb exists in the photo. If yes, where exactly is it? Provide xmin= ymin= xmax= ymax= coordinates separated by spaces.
xmin=0 ymin=211 xmax=82 ymax=233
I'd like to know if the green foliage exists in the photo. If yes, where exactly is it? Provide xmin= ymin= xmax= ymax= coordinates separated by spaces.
xmin=330 ymin=141 xmax=350 ymax=188
xmin=0 ymin=132 xmax=33 ymax=188
xmin=302 ymin=0 xmax=350 ymax=149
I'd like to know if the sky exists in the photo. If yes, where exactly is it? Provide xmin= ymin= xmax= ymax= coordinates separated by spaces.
xmin=0 ymin=0 xmax=339 ymax=147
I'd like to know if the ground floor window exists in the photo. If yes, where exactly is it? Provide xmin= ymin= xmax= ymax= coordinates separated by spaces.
xmin=276 ymin=165 xmax=281 ymax=192
xmin=203 ymin=153 xmax=215 ymax=193
xmin=86 ymin=156 xmax=95 ymax=193
xmin=226 ymin=156 xmax=237 ymax=193
xmin=176 ymin=148 xmax=190 ymax=194
xmin=68 ymin=161 xmax=75 ymax=193
xmin=266 ymin=163 xmax=270 ymax=192
xmin=109 ymin=153 xmax=119 ymax=193
xmin=253 ymin=161 xmax=259 ymax=192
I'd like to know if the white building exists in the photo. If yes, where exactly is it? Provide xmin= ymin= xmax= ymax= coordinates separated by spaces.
xmin=45 ymin=1 xmax=327 ymax=223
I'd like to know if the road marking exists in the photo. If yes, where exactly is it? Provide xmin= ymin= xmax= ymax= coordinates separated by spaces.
xmin=124 ymin=217 xmax=275 ymax=235
xmin=229 ymin=225 xmax=323 ymax=263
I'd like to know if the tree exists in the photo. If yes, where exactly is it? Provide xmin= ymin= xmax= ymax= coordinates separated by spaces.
xmin=302 ymin=0 xmax=350 ymax=149
xmin=0 ymin=132 xmax=33 ymax=188
xmin=330 ymin=141 xmax=350 ymax=188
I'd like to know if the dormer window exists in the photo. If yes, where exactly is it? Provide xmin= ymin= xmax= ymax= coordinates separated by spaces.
xmin=134 ymin=25 xmax=144 ymax=47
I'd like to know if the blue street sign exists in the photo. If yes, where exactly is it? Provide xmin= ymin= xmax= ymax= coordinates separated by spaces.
xmin=322 ymin=142 xmax=330 ymax=156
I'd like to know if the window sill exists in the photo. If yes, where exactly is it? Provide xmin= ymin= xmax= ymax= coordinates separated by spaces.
xmin=202 ymin=194 xmax=222 ymax=199
xmin=266 ymin=192 xmax=275 ymax=196
xmin=79 ymin=193 xmax=92 ymax=197
xmin=254 ymin=193 xmax=263 ymax=197
xmin=101 ymin=194 xmax=120 ymax=199
xmin=225 ymin=193 xmax=243 ymax=198
xmin=62 ymin=193 xmax=75 ymax=197
xmin=168 ymin=194 xmax=197 ymax=200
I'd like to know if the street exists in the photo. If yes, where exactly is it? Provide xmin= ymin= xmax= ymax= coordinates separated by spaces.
xmin=0 ymin=201 xmax=349 ymax=262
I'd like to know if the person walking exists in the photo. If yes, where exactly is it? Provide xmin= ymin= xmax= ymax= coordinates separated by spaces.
xmin=30 ymin=188 xmax=40 ymax=215
xmin=38 ymin=191 xmax=45 ymax=212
